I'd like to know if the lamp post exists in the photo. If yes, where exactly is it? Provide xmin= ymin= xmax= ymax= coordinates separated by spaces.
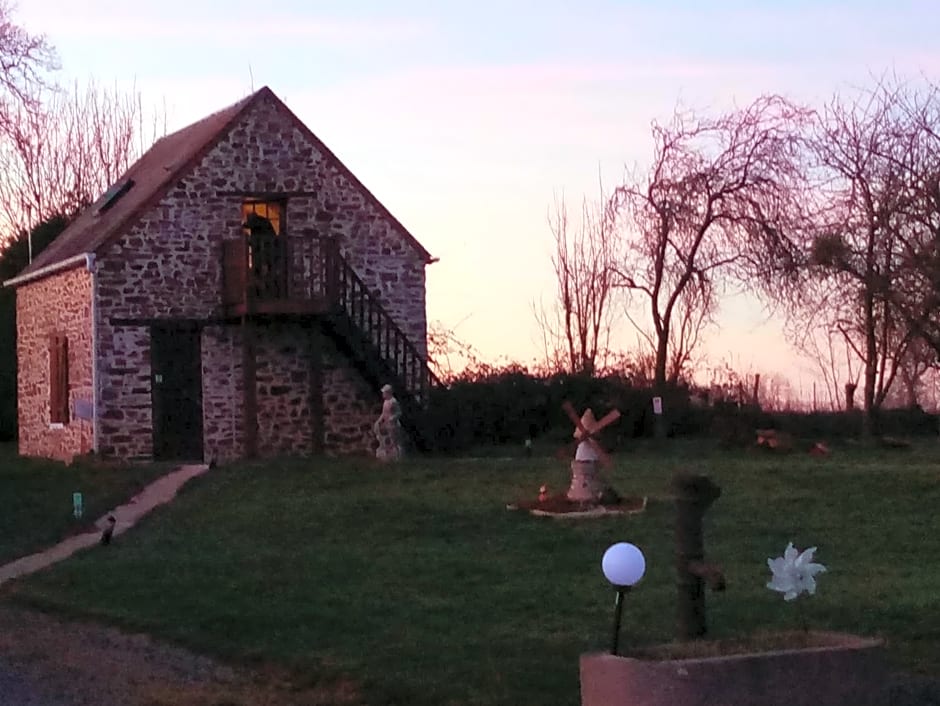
xmin=602 ymin=542 xmax=646 ymax=656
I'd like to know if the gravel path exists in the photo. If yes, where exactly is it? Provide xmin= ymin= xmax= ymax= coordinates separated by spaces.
xmin=891 ymin=675 xmax=940 ymax=706
xmin=0 ymin=603 xmax=360 ymax=705
xmin=0 ymin=601 xmax=938 ymax=705
xmin=0 ymin=602 xmax=237 ymax=705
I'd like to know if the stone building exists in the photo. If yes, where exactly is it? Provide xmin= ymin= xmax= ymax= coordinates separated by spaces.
xmin=3 ymin=86 xmax=438 ymax=463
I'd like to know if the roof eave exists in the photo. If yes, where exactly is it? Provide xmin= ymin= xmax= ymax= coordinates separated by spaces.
xmin=2 ymin=252 xmax=96 ymax=288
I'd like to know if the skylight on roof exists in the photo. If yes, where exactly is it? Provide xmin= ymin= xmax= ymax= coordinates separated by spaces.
xmin=97 ymin=179 xmax=135 ymax=214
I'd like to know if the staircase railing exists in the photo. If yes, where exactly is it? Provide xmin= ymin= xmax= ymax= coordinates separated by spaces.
xmin=222 ymin=235 xmax=330 ymax=309
xmin=322 ymin=238 xmax=443 ymax=407
xmin=222 ymin=233 xmax=445 ymax=448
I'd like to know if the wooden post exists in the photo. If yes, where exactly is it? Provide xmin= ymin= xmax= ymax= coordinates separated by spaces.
xmin=673 ymin=471 xmax=724 ymax=640
xmin=242 ymin=318 xmax=258 ymax=458
xmin=845 ymin=382 xmax=857 ymax=411
xmin=308 ymin=326 xmax=324 ymax=454
xmin=325 ymin=237 xmax=340 ymax=308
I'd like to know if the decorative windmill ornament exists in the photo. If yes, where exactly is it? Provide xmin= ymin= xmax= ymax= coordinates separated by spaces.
xmin=562 ymin=401 xmax=621 ymax=502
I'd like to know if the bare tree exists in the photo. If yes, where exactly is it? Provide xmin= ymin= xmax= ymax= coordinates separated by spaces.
xmin=884 ymin=337 xmax=936 ymax=408
xmin=0 ymin=0 xmax=57 ymax=130
xmin=805 ymin=76 xmax=938 ymax=435
xmin=786 ymin=277 xmax=867 ymax=411
xmin=596 ymin=347 xmax=655 ymax=383
xmin=759 ymin=372 xmax=802 ymax=412
xmin=624 ymin=267 xmax=716 ymax=385
xmin=427 ymin=320 xmax=486 ymax=383
xmin=533 ymin=184 xmax=617 ymax=375
xmin=0 ymin=78 xmax=162 ymax=243
xmin=910 ymin=366 xmax=940 ymax=412
xmin=867 ymin=79 xmax=940 ymax=368
xmin=607 ymin=95 xmax=809 ymax=434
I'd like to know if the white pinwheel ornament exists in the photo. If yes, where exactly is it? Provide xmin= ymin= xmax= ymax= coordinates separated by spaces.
xmin=767 ymin=542 xmax=827 ymax=601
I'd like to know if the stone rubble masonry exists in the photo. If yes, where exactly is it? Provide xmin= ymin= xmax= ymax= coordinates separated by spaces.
xmin=199 ymin=323 xmax=378 ymax=463
xmin=16 ymin=267 xmax=94 ymax=461
xmin=95 ymin=324 xmax=151 ymax=460
xmin=255 ymin=322 xmax=314 ymax=457
xmin=321 ymin=334 xmax=377 ymax=455
xmin=89 ymin=91 xmax=424 ymax=460
xmin=200 ymin=324 xmax=243 ymax=464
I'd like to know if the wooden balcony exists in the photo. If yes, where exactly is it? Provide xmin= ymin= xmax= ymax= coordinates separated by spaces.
xmin=222 ymin=232 xmax=444 ymax=444
xmin=221 ymin=235 xmax=332 ymax=317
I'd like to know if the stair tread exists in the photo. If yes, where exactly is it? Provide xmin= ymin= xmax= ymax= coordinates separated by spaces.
xmin=322 ymin=249 xmax=445 ymax=452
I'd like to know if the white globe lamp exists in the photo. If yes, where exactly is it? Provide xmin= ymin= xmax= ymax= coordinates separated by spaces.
xmin=602 ymin=542 xmax=646 ymax=588
xmin=601 ymin=542 xmax=646 ymax=655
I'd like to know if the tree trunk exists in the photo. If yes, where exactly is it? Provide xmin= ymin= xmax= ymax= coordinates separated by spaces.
xmin=863 ymin=292 xmax=878 ymax=439
xmin=654 ymin=332 xmax=669 ymax=440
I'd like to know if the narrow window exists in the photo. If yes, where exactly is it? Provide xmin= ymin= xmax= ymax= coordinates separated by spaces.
xmin=49 ymin=334 xmax=69 ymax=424
xmin=241 ymin=200 xmax=284 ymax=235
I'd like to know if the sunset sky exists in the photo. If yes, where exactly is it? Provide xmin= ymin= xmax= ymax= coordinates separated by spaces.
xmin=19 ymin=0 xmax=940 ymax=400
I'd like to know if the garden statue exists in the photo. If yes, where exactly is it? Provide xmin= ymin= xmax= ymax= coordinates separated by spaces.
xmin=100 ymin=515 xmax=116 ymax=546
xmin=374 ymin=383 xmax=403 ymax=461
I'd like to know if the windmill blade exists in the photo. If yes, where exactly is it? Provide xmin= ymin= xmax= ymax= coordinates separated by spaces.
xmin=562 ymin=400 xmax=584 ymax=430
xmin=594 ymin=409 xmax=621 ymax=433
xmin=563 ymin=400 xmax=617 ymax=466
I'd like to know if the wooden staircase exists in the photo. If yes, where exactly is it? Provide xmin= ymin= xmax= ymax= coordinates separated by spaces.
xmin=222 ymin=234 xmax=447 ymax=453
xmin=320 ymin=239 xmax=445 ymax=452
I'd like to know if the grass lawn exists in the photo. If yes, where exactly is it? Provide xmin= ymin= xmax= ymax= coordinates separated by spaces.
xmin=0 ymin=442 xmax=172 ymax=565
xmin=7 ymin=440 xmax=940 ymax=705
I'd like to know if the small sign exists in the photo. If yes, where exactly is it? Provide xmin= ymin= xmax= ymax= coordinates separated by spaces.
xmin=72 ymin=492 xmax=83 ymax=519
xmin=74 ymin=399 xmax=94 ymax=420
xmin=652 ymin=397 xmax=663 ymax=415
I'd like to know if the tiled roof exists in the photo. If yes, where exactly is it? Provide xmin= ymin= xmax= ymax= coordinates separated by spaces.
xmin=18 ymin=91 xmax=255 ymax=278
xmin=12 ymin=86 xmax=434 ymax=284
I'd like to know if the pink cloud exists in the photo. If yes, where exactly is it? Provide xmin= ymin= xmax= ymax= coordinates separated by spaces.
xmin=19 ymin=5 xmax=431 ymax=45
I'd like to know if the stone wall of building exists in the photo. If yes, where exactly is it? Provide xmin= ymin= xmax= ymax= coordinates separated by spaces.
xmin=95 ymin=324 xmax=152 ymax=459
xmin=16 ymin=267 xmax=94 ymax=461
xmin=321 ymin=335 xmax=380 ymax=456
xmin=201 ymin=324 xmax=243 ymax=464
xmin=255 ymin=322 xmax=315 ymax=457
xmin=201 ymin=322 xmax=381 ymax=461
xmin=92 ymin=90 xmax=428 ymax=459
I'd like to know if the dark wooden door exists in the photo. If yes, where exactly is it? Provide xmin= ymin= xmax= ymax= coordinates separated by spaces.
xmin=151 ymin=326 xmax=204 ymax=461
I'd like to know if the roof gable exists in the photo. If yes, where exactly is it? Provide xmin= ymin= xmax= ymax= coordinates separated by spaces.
xmin=12 ymin=86 xmax=433 ymax=284
xmin=260 ymin=93 xmax=434 ymax=264
xmin=17 ymin=91 xmax=255 ymax=279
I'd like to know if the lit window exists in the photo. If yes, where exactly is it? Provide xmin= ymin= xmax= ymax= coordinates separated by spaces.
xmin=241 ymin=201 xmax=283 ymax=235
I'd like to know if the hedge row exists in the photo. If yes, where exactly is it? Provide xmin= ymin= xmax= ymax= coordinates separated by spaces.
xmin=421 ymin=369 xmax=939 ymax=453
